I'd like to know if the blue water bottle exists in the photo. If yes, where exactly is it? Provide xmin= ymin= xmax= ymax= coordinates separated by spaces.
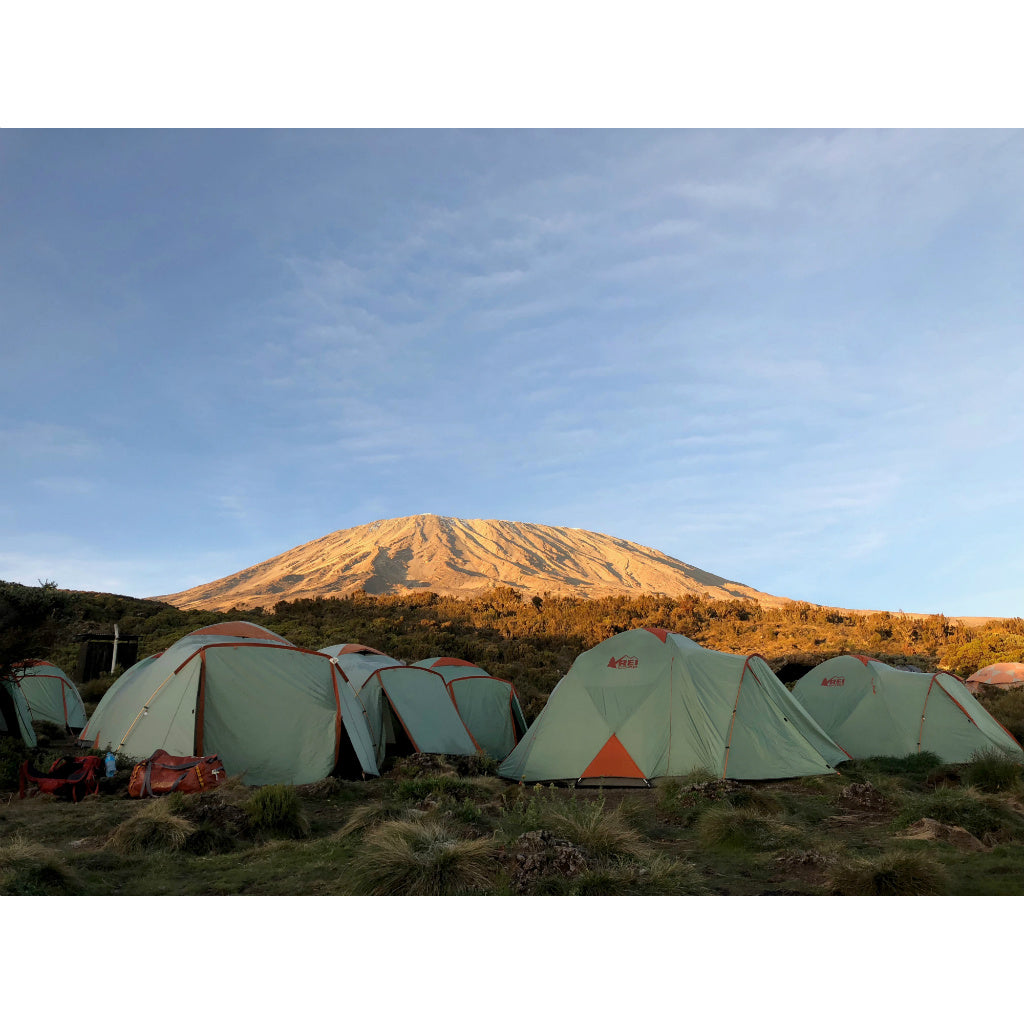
xmin=104 ymin=751 xmax=116 ymax=778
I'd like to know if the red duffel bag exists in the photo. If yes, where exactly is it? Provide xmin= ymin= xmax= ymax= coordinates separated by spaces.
xmin=128 ymin=749 xmax=227 ymax=798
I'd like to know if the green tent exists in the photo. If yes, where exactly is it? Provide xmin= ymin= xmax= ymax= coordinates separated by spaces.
xmin=791 ymin=655 xmax=1024 ymax=763
xmin=80 ymin=622 xmax=378 ymax=785
xmin=321 ymin=645 xmax=479 ymax=763
xmin=499 ymin=628 xmax=848 ymax=784
xmin=413 ymin=657 xmax=527 ymax=759
xmin=9 ymin=660 xmax=87 ymax=731
xmin=0 ymin=678 xmax=37 ymax=747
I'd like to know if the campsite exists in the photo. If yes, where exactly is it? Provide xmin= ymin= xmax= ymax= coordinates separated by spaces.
xmin=4 ymin=581 xmax=1024 ymax=895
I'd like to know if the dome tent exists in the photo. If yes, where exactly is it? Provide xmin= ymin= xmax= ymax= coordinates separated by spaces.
xmin=413 ymin=657 xmax=527 ymax=760
xmin=791 ymin=655 xmax=1024 ymax=763
xmin=79 ymin=622 xmax=378 ymax=786
xmin=9 ymin=660 xmax=87 ymax=731
xmin=498 ymin=628 xmax=848 ymax=785
xmin=1 ymin=678 xmax=37 ymax=747
xmin=965 ymin=663 xmax=1024 ymax=695
xmin=320 ymin=645 xmax=479 ymax=765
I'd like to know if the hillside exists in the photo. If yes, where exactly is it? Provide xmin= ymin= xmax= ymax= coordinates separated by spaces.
xmin=154 ymin=514 xmax=794 ymax=612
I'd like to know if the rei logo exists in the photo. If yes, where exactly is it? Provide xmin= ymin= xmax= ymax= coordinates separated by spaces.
xmin=608 ymin=655 xmax=639 ymax=669
xmin=821 ymin=676 xmax=845 ymax=687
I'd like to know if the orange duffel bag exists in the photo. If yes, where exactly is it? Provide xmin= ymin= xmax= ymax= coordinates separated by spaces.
xmin=128 ymin=749 xmax=227 ymax=798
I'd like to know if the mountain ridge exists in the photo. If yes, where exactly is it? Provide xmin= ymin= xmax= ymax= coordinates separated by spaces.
xmin=153 ymin=514 xmax=795 ymax=612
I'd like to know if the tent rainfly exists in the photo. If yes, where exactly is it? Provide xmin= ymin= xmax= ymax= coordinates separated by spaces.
xmin=320 ymin=645 xmax=479 ymax=764
xmin=9 ymin=660 xmax=87 ymax=732
xmin=79 ymin=622 xmax=378 ymax=786
xmin=498 ymin=628 xmax=849 ymax=784
xmin=791 ymin=655 xmax=1024 ymax=763
xmin=413 ymin=657 xmax=528 ymax=760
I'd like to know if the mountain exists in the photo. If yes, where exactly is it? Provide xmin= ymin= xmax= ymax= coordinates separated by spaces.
xmin=153 ymin=514 xmax=794 ymax=612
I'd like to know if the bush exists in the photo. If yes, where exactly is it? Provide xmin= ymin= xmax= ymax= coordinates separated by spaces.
xmin=244 ymin=785 xmax=310 ymax=839
xmin=354 ymin=819 xmax=498 ymax=895
xmin=962 ymin=749 xmax=1023 ymax=793
xmin=826 ymin=850 xmax=948 ymax=896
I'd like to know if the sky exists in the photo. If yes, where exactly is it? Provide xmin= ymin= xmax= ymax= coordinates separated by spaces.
xmin=1 ymin=124 xmax=1022 ymax=617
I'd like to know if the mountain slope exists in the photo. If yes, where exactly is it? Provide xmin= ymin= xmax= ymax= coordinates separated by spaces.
xmin=153 ymin=514 xmax=794 ymax=611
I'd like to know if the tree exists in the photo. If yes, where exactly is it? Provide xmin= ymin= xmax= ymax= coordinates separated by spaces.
xmin=0 ymin=580 xmax=75 ymax=680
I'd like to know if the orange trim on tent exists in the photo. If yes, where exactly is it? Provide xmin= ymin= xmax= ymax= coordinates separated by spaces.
xmin=722 ymin=657 xmax=754 ymax=779
xmin=329 ymin=665 xmax=343 ymax=768
xmin=428 ymin=657 xmax=477 ymax=667
xmin=333 ymin=643 xmax=387 ymax=656
xmin=194 ymin=651 xmax=207 ymax=755
xmin=580 ymin=734 xmax=646 ymax=780
xmin=643 ymin=628 xmax=669 ymax=643
xmin=851 ymin=654 xmax=885 ymax=667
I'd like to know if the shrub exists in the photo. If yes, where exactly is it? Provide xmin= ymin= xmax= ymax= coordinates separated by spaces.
xmin=106 ymin=801 xmax=197 ymax=854
xmin=696 ymin=805 xmax=802 ymax=852
xmin=826 ymin=850 xmax=948 ymax=896
xmin=962 ymin=749 xmax=1023 ymax=793
xmin=244 ymin=785 xmax=310 ymax=839
xmin=0 ymin=837 xmax=83 ymax=895
xmin=354 ymin=819 xmax=498 ymax=895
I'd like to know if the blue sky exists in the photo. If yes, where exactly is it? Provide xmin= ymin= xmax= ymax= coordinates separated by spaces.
xmin=1 ymin=128 xmax=1022 ymax=617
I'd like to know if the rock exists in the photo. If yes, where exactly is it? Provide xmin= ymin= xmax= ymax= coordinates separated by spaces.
xmin=898 ymin=817 xmax=987 ymax=852
xmin=502 ymin=829 xmax=589 ymax=892
xmin=839 ymin=781 xmax=889 ymax=810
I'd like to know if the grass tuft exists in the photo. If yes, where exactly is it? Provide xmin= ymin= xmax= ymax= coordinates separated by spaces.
xmin=540 ymin=796 xmax=647 ymax=861
xmin=105 ymin=800 xmax=197 ymax=854
xmin=244 ymin=785 xmax=310 ymax=839
xmin=894 ymin=787 xmax=1024 ymax=843
xmin=962 ymin=749 xmax=1023 ymax=793
xmin=0 ymin=836 xmax=84 ymax=895
xmin=826 ymin=849 xmax=948 ymax=896
xmin=696 ymin=804 xmax=802 ymax=852
xmin=354 ymin=818 xmax=498 ymax=895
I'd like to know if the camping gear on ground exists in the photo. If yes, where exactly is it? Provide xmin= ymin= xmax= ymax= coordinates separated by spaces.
xmin=128 ymin=749 xmax=226 ymax=797
xmin=413 ymin=657 xmax=528 ymax=760
xmin=321 ymin=645 xmax=480 ymax=765
xmin=965 ymin=662 xmax=1024 ymax=695
xmin=791 ymin=655 xmax=1024 ymax=763
xmin=498 ymin=627 xmax=848 ymax=784
xmin=7 ymin=660 xmax=87 ymax=732
xmin=79 ymin=621 xmax=378 ymax=786
xmin=19 ymin=755 xmax=103 ymax=802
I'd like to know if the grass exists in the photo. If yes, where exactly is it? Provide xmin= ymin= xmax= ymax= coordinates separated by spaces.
xmin=352 ymin=818 xmax=499 ymax=895
xmin=826 ymin=850 xmax=949 ymax=896
xmin=893 ymin=787 xmax=1024 ymax=843
xmin=0 ymin=835 xmax=84 ymax=895
xmin=961 ymin=748 xmax=1024 ymax=793
xmin=243 ymin=784 xmax=311 ymax=839
xmin=6 ymin=731 xmax=1024 ymax=895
